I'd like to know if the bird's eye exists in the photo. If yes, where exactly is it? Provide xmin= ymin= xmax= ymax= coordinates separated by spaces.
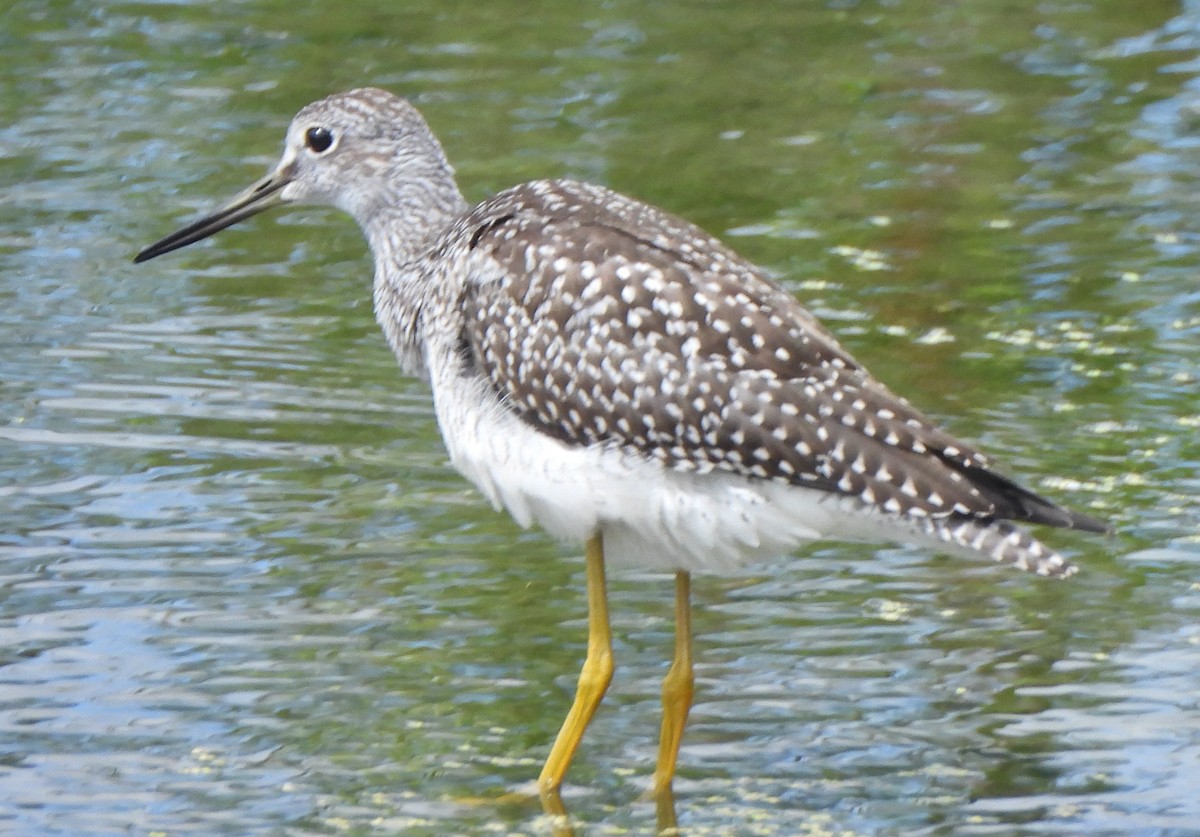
xmin=305 ymin=126 xmax=334 ymax=153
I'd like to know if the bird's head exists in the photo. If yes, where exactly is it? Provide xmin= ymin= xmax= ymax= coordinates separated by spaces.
xmin=135 ymin=88 xmax=460 ymax=263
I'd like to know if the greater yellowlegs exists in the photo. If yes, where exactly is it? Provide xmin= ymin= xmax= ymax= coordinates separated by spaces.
xmin=135 ymin=87 xmax=1109 ymax=799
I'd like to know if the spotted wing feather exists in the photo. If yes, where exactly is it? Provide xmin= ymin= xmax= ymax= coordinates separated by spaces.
xmin=456 ymin=179 xmax=1105 ymax=532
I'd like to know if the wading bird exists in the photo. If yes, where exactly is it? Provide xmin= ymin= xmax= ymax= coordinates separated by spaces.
xmin=136 ymin=87 xmax=1108 ymax=803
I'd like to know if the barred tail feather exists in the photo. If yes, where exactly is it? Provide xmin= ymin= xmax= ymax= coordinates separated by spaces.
xmin=916 ymin=515 xmax=1077 ymax=577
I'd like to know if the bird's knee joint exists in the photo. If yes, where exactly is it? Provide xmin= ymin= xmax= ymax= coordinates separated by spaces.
xmin=662 ymin=663 xmax=694 ymax=701
xmin=579 ymin=650 xmax=615 ymax=691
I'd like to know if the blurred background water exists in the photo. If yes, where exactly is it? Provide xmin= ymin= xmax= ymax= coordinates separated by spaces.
xmin=1 ymin=1 xmax=1198 ymax=835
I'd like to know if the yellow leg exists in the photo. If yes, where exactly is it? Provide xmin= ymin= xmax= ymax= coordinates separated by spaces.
xmin=650 ymin=571 xmax=694 ymax=798
xmin=655 ymin=783 xmax=679 ymax=835
xmin=537 ymin=786 xmax=576 ymax=837
xmin=537 ymin=533 xmax=614 ymax=795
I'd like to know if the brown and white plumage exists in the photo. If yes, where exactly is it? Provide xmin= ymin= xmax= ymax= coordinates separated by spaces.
xmin=136 ymin=87 xmax=1109 ymax=800
xmin=431 ymin=177 xmax=1106 ymax=575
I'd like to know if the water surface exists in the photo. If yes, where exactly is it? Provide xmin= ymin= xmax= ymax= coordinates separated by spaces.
xmin=1 ymin=2 xmax=1197 ymax=835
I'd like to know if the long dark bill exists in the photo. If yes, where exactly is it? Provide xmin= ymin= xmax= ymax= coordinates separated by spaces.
xmin=134 ymin=169 xmax=292 ymax=263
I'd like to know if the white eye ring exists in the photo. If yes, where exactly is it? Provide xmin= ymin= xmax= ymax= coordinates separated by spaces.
xmin=305 ymin=126 xmax=335 ymax=153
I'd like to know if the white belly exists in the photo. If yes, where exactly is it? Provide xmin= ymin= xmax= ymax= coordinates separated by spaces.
xmin=430 ymin=368 xmax=890 ymax=573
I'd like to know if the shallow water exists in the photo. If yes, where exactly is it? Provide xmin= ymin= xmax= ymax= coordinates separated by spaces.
xmin=2 ymin=2 xmax=1198 ymax=835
